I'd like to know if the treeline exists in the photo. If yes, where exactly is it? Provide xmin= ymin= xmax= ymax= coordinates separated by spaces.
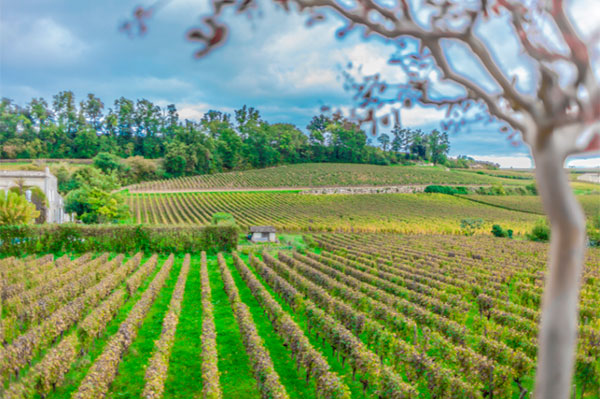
xmin=1 ymin=92 xmax=452 ymax=177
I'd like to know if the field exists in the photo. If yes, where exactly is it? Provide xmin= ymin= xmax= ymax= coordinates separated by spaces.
xmin=1 ymin=235 xmax=599 ymax=399
xmin=126 ymin=191 xmax=543 ymax=234
xmin=125 ymin=163 xmax=533 ymax=192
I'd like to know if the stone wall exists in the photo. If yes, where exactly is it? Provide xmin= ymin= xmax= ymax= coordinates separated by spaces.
xmin=300 ymin=185 xmax=428 ymax=195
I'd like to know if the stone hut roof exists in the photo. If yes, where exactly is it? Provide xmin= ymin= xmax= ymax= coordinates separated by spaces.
xmin=250 ymin=226 xmax=276 ymax=233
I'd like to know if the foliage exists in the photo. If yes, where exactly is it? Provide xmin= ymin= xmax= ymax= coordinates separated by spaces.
xmin=93 ymin=152 xmax=122 ymax=173
xmin=0 ymin=191 xmax=40 ymax=225
xmin=588 ymin=214 xmax=600 ymax=247
xmin=528 ymin=219 xmax=550 ymax=242
xmin=1 ymin=96 xmax=452 ymax=177
xmin=0 ymin=224 xmax=238 ymax=254
xmin=491 ymin=224 xmax=513 ymax=238
xmin=8 ymin=185 xmax=48 ymax=223
xmin=424 ymin=185 xmax=469 ymax=195
xmin=211 ymin=212 xmax=236 ymax=225
xmin=65 ymin=186 xmax=129 ymax=224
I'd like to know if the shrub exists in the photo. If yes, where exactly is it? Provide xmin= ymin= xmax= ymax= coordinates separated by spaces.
xmin=0 ymin=191 xmax=40 ymax=225
xmin=491 ymin=183 xmax=506 ymax=195
xmin=525 ymin=183 xmax=537 ymax=195
xmin=0 ymin=224 xmax=238 ymax=255
xmin=491 ymin=224 xmax=513 ymax=238
xmin=424 ymin=185 xmax=455 ymax=195
xmin=211 ymin=212 xmax=236 ymax=225
xmin=528 ymin=218 xmax=550 ymax=242
xmin=424 ymin=185 xmax=469 ymax=195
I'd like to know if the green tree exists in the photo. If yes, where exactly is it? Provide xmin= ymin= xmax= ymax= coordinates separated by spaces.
xmin=0 ymin=191 xmax=40 ymax=225
xmin=377 ymin=133 xmax=390 ymax=152
xmin=428 ymin=129 xmax=450 ymax=164
xmin=65 ymin=186 xmax=129 ymax=224
xmin=93 ymin=152 xmax=123 ymax=173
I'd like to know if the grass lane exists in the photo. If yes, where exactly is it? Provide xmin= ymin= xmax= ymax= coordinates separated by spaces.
xmin=163 ymin=255 xmax=204 ymax=399
xmin=207 ymin=256 xmax=260 ymax=399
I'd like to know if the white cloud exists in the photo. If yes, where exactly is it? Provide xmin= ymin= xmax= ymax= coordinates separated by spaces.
xmin=467 ymin=154 xmax=533 ymax=169
xmin=0 ymin=17 xmax=88 ymax=65
xmin=401 ymin=106 xmax=446 ymax=127
xmin=566 ymin=157 xmax=600 ymax=168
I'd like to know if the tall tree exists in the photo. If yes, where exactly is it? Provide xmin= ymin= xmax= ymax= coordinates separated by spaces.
xmin=52 ymin=91 xmax=77 ymax=139
xmin=428 ymin=130 xmax=450 ymax=164
xmin=80 ymin=93 xmax=105 ymax=130
xmin=377 ymin=133 xmax=390 ymax=152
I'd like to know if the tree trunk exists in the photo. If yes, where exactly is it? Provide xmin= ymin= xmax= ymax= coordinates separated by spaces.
xmin=532 ymin=137 xmax=587 ymax=399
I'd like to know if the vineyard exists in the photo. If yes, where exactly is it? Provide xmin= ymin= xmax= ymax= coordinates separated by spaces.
xmin=460 ymin=194 xmax=600 ymax=218
xmin=125 ymin=191 xmax=544 ymax=234
xmin=1 ymin=235 xmax=598 ymax=398
xmin=125 ymin=163 xmax=533 ymax=192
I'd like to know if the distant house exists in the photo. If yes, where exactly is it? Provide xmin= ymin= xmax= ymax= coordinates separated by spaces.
xmin=249 ymin=226 xmax=277 ymax=243
xmin=0 ymin=167 xmax=70 ymax=223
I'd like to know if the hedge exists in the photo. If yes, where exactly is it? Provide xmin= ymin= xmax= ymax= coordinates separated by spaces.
xmin=0 ymin=224 xmax=238 ymax=255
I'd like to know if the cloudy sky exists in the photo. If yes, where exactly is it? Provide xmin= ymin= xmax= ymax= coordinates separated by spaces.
xmin=1 ymin=0 xmax=598 ymax=168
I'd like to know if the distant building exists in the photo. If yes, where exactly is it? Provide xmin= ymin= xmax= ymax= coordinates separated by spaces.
xmin=0 ymin=167 xmax=70 ymax=223
xmin=249 ymin=226 xmax=277 ymax=243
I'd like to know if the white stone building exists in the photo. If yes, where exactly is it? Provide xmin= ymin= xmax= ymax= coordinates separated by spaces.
xmin=249 ymin=226 xmax=277 ymax=243
xmin=0 ymin=167 xmax=70 ymax=223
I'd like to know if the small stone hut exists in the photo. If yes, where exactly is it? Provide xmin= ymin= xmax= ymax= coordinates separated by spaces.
xmin=249 ymin=226 xmax=277 ymax=243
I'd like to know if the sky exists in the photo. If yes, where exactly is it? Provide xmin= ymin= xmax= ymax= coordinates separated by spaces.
xmin=0 ymin=0 xmax=599 ymax=169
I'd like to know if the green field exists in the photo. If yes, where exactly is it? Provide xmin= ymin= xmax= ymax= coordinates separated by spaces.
xmin=2 ymin=236 xmax=599 ymax=398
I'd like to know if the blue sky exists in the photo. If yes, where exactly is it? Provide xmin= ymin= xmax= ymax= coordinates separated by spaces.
xmin=1 ymin=0 xmax=598 ymax=168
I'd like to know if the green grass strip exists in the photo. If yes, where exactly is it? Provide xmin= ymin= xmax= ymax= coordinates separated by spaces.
xmin=207 ymin=256 xmax=261 ymax=399
xmin=163 ymin=255 xmax=204 ymax=399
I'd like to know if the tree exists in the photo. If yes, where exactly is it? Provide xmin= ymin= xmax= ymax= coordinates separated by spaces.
xmin=377 ymin=133 xmax=390 ymax=152
xmin=123 ymin=1 xmax=600 ymax=397
xmin=65 ymin=186 xmax=129 ymax=224
xmin=163 ymin=140 xmax=192 ymax=177
xmin=428 ymin=130 xmax=450 ymax=164
xmin=93 ymin=152 xmax=123 ymax=173
xmin=408 ymin=130 xmax=427 ymax=160
xmin=0 ymin=191 xmax=40 ymax=225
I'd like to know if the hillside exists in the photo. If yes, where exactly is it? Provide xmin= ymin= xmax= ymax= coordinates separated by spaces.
xmin=125 ymin=163 xmax=534 ymax=192
xmin=126 ymin=191 xmax=541 ymax=234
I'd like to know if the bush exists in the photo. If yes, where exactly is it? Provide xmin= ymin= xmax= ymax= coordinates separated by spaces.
xmin=211 ymin=212 xmax=236 ymax=225
xmin=526 ymin=183 xmax=537 ymax=195
xmin=491 ymin=224 xmax=513 ymax=238
xmin=528 ymin=218 xmax=550 ymax=242
xmin=0 ymin=191 xmax=40 ymax=225
xmin=491 ymin=183 xmax=506 ymax=196
xmin=0 ymin=224 xmax=238 ymax=255
xmin=424 ymin=185 xmax=469 ymax=195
